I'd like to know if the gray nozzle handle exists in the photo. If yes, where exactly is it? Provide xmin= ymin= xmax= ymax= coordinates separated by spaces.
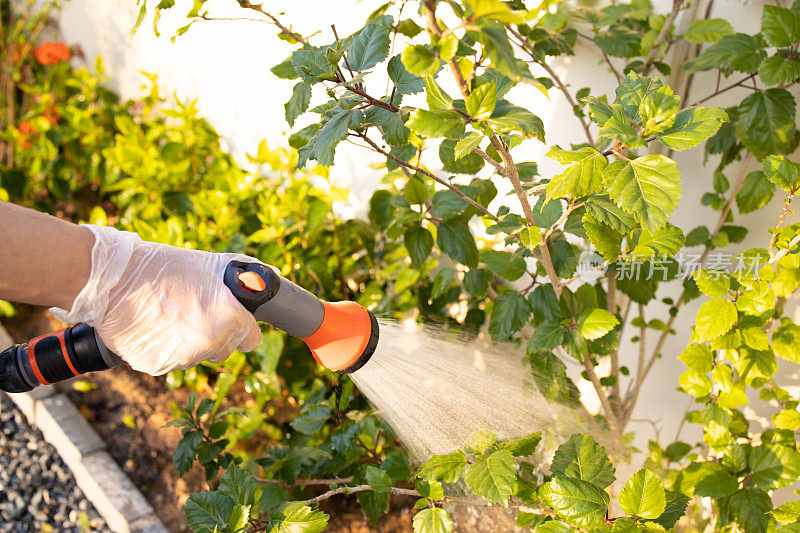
xmin=223 ymin=260 xmax=324 ymax=338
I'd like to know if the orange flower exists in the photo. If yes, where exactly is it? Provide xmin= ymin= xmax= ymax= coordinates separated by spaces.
xmin=18 ymin=121 xmax=35 ymax=135
xmin=33 ymin=42 xmax=71 ymax=65
xmin=17 ymin=121 xmax=38 ymax=149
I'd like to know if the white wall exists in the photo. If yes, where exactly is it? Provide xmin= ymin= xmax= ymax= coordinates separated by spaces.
xmin=55 ymin=0 xmax=800 ymax=474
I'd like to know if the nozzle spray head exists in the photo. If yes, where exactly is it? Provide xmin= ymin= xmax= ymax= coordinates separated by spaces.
xmin=301 ymin=301 xmax=379 ymax=373
xmin=224 ymin=261 xmax=379 ymax=373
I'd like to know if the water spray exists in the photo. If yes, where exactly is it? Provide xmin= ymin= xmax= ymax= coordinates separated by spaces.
xmin=0 ymin=260 xmax=379 ymax=393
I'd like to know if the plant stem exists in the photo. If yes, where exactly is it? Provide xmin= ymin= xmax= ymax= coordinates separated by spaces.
xmin=607 ymin=272 xmax=622 ymax=412
xmin=254 ymin=476 xmax=355 ymax=486
xmin=235 ymin=0 xmax=307 ymax=44
xmin=583 ymin=358 xmax=620 ymax=435
xmin=305 ymin=485 xmax=421 ymax=504
xmin=643 ymin=0 xmax=684 ymax=74
xmin=769 ymin=192 xmax=795 ymax=261
xmin=357 ymin=132 xmax=498 ymax=221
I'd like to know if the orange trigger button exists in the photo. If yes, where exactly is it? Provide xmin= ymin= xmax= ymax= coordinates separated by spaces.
xmin=238 ymin=271 xmax=267 ymax=292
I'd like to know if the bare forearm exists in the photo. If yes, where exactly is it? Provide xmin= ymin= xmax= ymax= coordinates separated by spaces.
xmin=0 ymin=201 xmax=94 ymax=310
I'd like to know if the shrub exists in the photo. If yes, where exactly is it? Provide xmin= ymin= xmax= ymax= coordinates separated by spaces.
xmin=7 ymin=0 xmax=800 ymax=531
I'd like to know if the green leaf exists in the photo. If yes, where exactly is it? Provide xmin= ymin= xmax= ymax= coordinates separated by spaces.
xmin=545 ymin=147 xmax=607 ymax=202
xmin=615 ymin=72 xmax=662 ymax=120
xmin=578 ymin=308 xmax=619 ymax=341
xmin=736 ymin=171 xmax=775 ymax=214
xmin=365 ymin=465 xmax=392 ymax=492
xmin=424 ymin=76 xmax=454 ymax=110
xmin=290 ymin=405 xmax=331 ymax=434
xmin=228 ymin=504 xmax=250 ymax=532
xmin=543 ymin=477 xmax=609 ymax=529
xmin=693 ymin=270 xmax=730 ymax=298
xmin=271 ymin=56 xmax=300 ymax=80
xmin=679 ymin=369 xmax=713 ymax=397
xmin=402 ymin=45 xmax=439 ymax=76
xmin=466 ymin=81 xmax=497 ymax=119
xmin=407 ymin=109 xmax=465 ymax=139
xmin=759 ymin=52 xmax=800 ymax=85
xmin=185 ymin=492 xmax=234 ymax=533
xmin=763 ymin=154 xmax=800 ymax=192
xmin=417 ymin=450 xmax=467 ymax=484
xmin=656 ymin=106 xmax=728 ymax=151
xmin=455 ymin=132 xmax=482 ymax=161
xmin=774 ymin=409 xmax=800 ymax=431
xmin=431 ymin=190 xmax=468 ymax=219
xmin=619 ymin=469 xmax=666 ymax=519
xmin=735 ymin=89 xmax=797 ymax=159
xmin=694 ymin=299 xmax=737 ymax=341
xmin=773 ymin=501 xmax=800 ymax=525
xmin=463 ymin=449 xmax=517 ymax=505
xmin=413 ymin=508 xmax=454 ymax=533
xmin=528 ymin=320 xmax=564 ymax=353
xmin=684 ymin=18 xmax=735 ymax=43
xmin=742 ymin=327 xmax=769 ymax=350
xmin=651 ymin=490 xmax=690 ymax=529
xmin=405 ymin=226 xmax=434 ymax=268
xmin=603 ymin=155 xmax=681 ymax=233
xmin=285 ymin=82 xmax=311 ymax=127
xmin=269 ymin=502 xmax=329 ymax=533
xmin=481 ymin=250 xmax=526 ymax=281
xmin=596 ymin=25 xmax=642 ymax=58
xmin=585 ymin=198 xmax=636 ymax=233
xmin=598 ymin=105 xmax=644 ymax=147
xmin=347 ymin=23 xmax=390 ymax=71
xmin=297 ymin=108 xmax=364 ymax=167
xmin=749 ymin=444 xmax=800 ymax=489
xmin=631 ymin=224 xmax=685 ymax=257
xmin=678 ymin=344 xmax=714 ymax=373
xmin=773 ymin=322 xmax=800 ymax=363
xmin=728 ymin=488 xmax=771 ymax=533
xmin=486 ymin=100 xmax=545 ymax=139
xmin=291 ymin=48 xmax=337 ymax=84
xmin=498 ymin=432 xmax=542 ymax=457
xmin=173 ymin=431 xmax=202 ymax=475
xmin=219 ymin=462 xmax=258 ymax=507
xmin=387 ymin=55 xmax=424 ymax=94
xmin=437 ymin=220 xmax=479 ymax=266
xmin=686 ymin=33 xmax=766 ymax=73
xmin=479 ymin=26 xmax=522 ymax=80
xmin=440 ymin=139 xmax=484 ymax=174
xmin=762 ymin=5 xmax=800 ymax=47
xmin=405 ymin=175 xmax=431 ymax=205
xmin=464 ymin=430 xmax=498 ymax=454
xmin=639 ymin=86 xmax=680 ymax=136
xmin=465 ymin=0 xmax=525 ymax=23
xmin=583 ymin=214 xmax=623 ymax=261
xmin=551 ymin=434 xmax=616 ymax=489
xmin=489 ymin=291 xmax=532 ymax=340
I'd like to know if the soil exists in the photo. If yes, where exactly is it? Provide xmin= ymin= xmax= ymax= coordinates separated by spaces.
xmin=2 ymin=307 xmax=415 ymax=532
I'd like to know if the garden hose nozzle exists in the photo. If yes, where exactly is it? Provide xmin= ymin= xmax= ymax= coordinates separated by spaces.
xmin=0 ymin=260 xmax=379 ymax=393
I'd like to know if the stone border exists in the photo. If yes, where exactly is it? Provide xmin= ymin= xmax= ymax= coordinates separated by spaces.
xmin=0 ymin=323 xmax=168 ymax=533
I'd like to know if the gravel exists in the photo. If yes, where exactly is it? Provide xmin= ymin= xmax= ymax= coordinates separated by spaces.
xmin=0 ymin=393 xmax=109 ymax=532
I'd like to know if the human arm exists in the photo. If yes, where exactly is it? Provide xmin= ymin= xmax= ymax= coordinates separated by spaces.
xmin=0 ymin=200 xmax=94 ymax=310
xmin=0 ymin=201 xmax=261 ymax=374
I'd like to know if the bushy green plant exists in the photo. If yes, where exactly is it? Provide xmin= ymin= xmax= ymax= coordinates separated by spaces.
xmin=8 ymin=0 xmax=800 ymax=530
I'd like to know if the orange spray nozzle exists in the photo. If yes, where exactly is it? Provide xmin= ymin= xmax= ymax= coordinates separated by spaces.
xmin=300 ymin=301 xmax=379 ymax=373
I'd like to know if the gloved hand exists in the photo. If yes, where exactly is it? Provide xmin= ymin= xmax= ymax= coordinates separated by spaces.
xmin=49 ymin=225 xmax=262 ymax=375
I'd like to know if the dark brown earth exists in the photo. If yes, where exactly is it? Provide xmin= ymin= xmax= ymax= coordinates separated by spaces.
xmin=3 ymin=307 xmax=415 ymax=532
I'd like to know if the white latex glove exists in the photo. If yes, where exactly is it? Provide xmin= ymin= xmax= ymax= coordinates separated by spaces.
xmin=50 ymin=225 xmax=262 ymax=375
